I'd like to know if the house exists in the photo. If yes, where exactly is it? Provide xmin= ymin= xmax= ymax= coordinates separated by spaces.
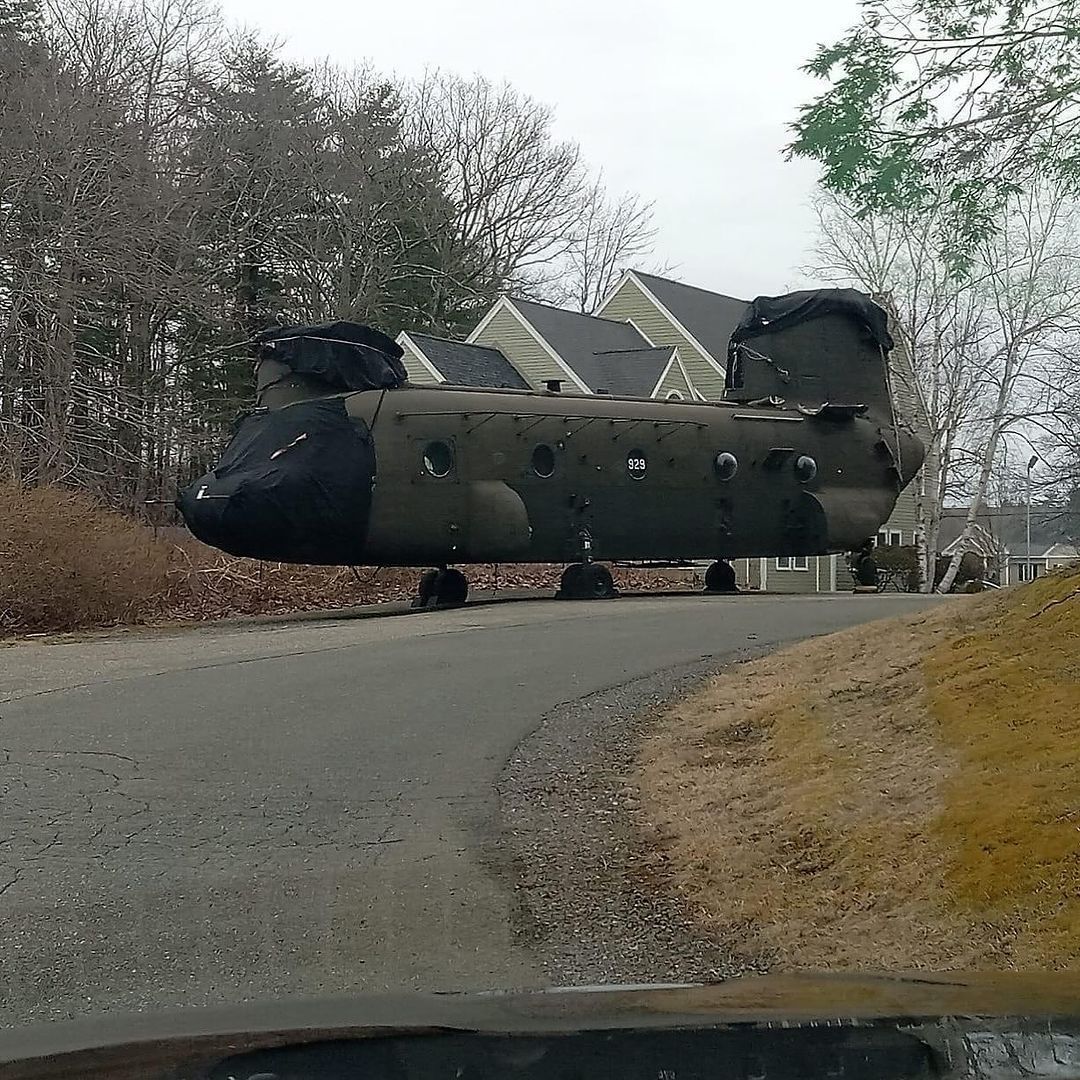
xmin=396 ymin=332 xmax=530 ymax=390
xmin=937 ymin=505 xmax=1080 ymax=585
xmin=594 ymin=270 xmax=747 ymax=400
xmin=467 ymin=295 xmax=698 ymax=399
xmin=398 ymin=298 xmax=695 ymax=399
xmin=395 ymin=270 xmax=935 ymax=593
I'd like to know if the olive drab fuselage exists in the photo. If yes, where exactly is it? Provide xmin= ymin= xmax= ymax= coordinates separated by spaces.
xmin=330 ymin=383 xmax=921 ymax=567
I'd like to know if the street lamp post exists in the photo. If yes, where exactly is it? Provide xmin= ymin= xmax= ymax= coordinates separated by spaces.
xmin=1027 ymin=454 xmax=1039 ymax=582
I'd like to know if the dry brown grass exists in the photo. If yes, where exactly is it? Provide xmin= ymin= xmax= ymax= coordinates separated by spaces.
xmin=1 ymin=484 xmax=698 ymax=635
xmin=636 ymin=568 xmax=1080 ymax=971
xmin=0 ymin=483 xmax=175 ymax=633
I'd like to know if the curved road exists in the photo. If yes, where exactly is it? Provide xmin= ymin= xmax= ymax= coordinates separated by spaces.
xmin=1 ymin=593 xmax=939 ymax=1025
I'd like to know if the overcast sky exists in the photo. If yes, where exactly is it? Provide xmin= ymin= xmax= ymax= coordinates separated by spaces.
xmin=215 ymin=0 xmax=859 ymax=300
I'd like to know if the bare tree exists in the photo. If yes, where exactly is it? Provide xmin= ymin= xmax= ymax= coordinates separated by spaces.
xmin=558 ymin=177 xmax=655 ymax=314
xmin=409 ymin=71 xmax=587 ymax=297
xmin=0 ymin=1 xmax=660 ymax=514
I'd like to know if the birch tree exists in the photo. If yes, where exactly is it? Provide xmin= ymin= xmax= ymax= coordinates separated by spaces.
xmin=938 ymin=185 xmax=1080 ymax=591
xmin=807 ymin=191 xmax=995 ymax=588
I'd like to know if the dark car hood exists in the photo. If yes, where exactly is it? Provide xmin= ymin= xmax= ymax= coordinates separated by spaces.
xmin=6 ymin=973 xmax=1080 ymax=1079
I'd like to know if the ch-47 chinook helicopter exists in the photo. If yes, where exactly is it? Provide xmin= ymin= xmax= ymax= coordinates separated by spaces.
xmin=178 ymin=289 xmax=924 ymax=605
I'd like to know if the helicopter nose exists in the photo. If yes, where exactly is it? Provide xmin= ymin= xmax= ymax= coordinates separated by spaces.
xmin=177 ymin=399 xmax=375 ymax=564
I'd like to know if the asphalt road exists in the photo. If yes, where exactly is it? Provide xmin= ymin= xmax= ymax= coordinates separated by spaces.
xmin=1 ymin=593 xmax=942 ymax=1026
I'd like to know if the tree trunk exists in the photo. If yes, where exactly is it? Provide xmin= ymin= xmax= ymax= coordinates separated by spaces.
xmin=36 ymin=256 xmax=76 ymax=485
xmin=937 ymin=380 xmax=1011 ymax=593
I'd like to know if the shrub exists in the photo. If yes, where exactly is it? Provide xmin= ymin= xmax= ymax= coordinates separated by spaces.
xmin=0 ymin=484 xmax=174 ymax=633
xmin=874 ymin=543 xmax=923 ymax=591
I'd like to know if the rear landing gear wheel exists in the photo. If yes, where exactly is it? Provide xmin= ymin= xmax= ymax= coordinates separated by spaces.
xmin=557 ymin=562 xmax=616 ymax=600
xmin=704 ymin=560 xmax=738 ymax=593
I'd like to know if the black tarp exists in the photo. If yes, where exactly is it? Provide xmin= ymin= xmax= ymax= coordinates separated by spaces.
xmin=255 ymin=322 xmax=407 ymax=392
xmin=730 ymin=289 xmax=893 ymax=350
xmin=177 ymin=398 xmax=375 ymax=565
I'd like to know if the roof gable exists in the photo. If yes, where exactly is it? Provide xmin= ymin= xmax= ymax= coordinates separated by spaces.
xmin=508 ymin=298 xmax=650 ymax=364
xmin=625 ymin=271 xmax=748 ymax=364
xmin=406 ymin=333 xmax=530 ymax=390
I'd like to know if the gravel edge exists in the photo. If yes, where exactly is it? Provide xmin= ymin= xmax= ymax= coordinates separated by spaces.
xmin=485 ymin=650 xmax=773 ymax=987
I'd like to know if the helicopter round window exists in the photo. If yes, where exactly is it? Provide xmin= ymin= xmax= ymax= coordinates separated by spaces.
xmin=422 ymin=440 xmax=453 ymax=477
xmin=531 ymin=444 xmax=556 ymax=478
xmin=795 ymin=454 xmax=818 ymax=482
xmin=714 ymin=451 xmax=738 ymax=481
xmin=626 ymin=450 xmax=647 ymax=480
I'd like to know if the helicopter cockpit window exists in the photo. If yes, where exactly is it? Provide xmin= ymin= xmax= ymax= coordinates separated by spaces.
xmin=422 ymin=440 xmax=454 ymax=477
xmin=531 ymin=444 xmax=556 ymax=478
xmin=626 ymin=450 xmax=647 ymax=480
xmin=714 ymin=452 xmax=738 ymax=480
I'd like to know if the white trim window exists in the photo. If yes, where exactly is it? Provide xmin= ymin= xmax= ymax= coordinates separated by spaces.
xmin=876 ymin=529 xmax=904 ymax=547
xmin=775 ymin=556 xmax=810 ymax=571
xmin=1017 ymin=562 xmax=1041 ymax=583
xmin=665 ymin=389 xmax=684 ymax=400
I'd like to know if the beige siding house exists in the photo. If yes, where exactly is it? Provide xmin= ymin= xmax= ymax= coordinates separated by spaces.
xmin=397 ymin=333 xmax=443 ymax=385
xmin=467 ymin=297 xmax=590 ymax=392
xmin=595 ymin=271 xmax=746 ymax=400
xmin=654 ymin=349 xmax=696 ymax=399
xmin=395 ymin=330 xmax=530 ymax=390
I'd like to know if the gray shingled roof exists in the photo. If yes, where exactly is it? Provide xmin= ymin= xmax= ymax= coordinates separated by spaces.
xmin=938 ymin=505 xmax=1079 ymax=554
xmin=630 ymin=271 xmax=748 ymax=362
xmin=573 ymin=347 xmax=675 ymax=397
xmin=407 ymin=333 xmax=530 ymax=390
xmin=509 ymin=298 xmax=650 ymax=368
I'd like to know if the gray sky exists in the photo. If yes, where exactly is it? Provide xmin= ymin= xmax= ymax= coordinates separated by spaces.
xmin=217 ymin=0 xmax=858 ymax=299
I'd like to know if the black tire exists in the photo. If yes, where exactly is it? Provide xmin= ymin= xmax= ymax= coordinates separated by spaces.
xmin=704 ymin=560 xmax=737 ymax=593
xmin=580 ymin=563 xmax=615 ymax=599
xmin=558 ymin=563 xmax=585 ymax=599
xmin=433 ymin=568 xmax=468 ymax=606
xmin=855 ymin=554 xmax=878 ymax=588
xmin=413 ymin=569 xmax=440 ymax=608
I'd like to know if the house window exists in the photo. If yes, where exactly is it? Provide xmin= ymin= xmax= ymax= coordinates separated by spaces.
xmin=1017 ymin=562 xmax=1040 ymax=583
xmin=876 ymin=530 xmax=903 ymax=547
xmin=665 ymin=389 xmax=684 ymax=400
xmin=776 ymin=556 xmax=810 ymax=571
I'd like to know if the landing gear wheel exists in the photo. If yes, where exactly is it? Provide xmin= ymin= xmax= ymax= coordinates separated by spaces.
xmin=558 ymin=563 xmax=584 ymax=599
xmin=558 ymin=562 xmax=615 ymax=600
xmin=704 ymin=560 xmax=738 ymax=593
xmin=412 ymin=569 xmax=440 ymax=608
xmin=432 ymin=567 xmax=468 ymax=607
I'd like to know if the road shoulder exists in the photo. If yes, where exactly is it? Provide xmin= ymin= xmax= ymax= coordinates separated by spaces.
xmin=487 ymin=653 xmax=770 ymax=987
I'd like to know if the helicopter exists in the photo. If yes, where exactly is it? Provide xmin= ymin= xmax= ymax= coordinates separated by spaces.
xmin=178 ymin=289 xmax=924 ymax=604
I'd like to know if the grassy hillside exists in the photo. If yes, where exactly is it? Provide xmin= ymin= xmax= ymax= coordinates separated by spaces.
xmin=636 ymin=570 xmax=1080 ymax=970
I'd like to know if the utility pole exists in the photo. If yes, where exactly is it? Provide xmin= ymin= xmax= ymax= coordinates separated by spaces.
xmin=1027 ymin=454 xmax=1039 ymax=581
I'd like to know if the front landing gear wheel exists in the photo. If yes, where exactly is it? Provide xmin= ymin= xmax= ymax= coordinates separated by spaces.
xmin=704 ymin=560 xmax=738 ymax=593
xmin=432 ymin=567 xmax=468 ymax=607
xmin=412 ymin=568 xmax=468 ymax=608
xmin=413 ymin=569 xmax=440 ymax=608
xmin=557 ymin=562 xmax=616 ymax=600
